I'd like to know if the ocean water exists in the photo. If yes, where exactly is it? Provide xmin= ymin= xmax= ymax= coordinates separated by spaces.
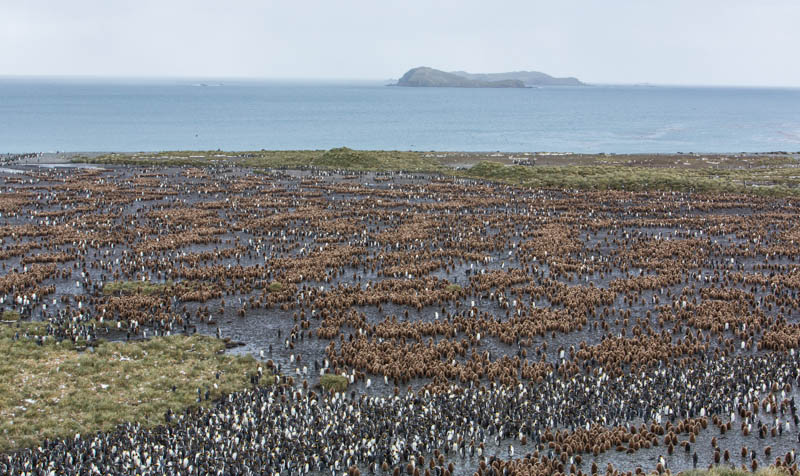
xmin=1 ymin=78 xmax=799 ymax=153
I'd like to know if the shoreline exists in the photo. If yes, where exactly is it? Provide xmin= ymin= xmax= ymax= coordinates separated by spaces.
xmin=3 ymin=148 xmax=799 ymax=198
xmin=4 ymin=150 xmax=799 ymax=168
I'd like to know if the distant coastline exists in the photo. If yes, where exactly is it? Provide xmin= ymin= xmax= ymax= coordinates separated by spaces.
xmin=392 ymin=66 xmax=584 ymax=88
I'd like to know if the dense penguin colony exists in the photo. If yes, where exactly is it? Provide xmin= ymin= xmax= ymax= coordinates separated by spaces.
xmin=3 ymin=352 xmax=800 ymax=475
xmin=0 ymin=164 xmax=799 ymax=475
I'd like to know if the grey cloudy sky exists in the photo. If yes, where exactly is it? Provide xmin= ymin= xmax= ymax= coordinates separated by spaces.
xmin=2 ymin=0 xmax=799 ymax=87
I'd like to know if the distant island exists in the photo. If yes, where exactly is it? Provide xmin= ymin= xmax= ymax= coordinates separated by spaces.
xmin=392 ymin=66 xmax=584 ymax=88
xmin=451 ymin=70 xmax=584 ymax=87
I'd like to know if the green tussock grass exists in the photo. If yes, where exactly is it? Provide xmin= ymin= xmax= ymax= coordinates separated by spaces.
xmin=445 ymin=284 xmax=462 ymax=293
xmin=72 ymin=150 xmax=249 ymax=167
xmin=268 ymin=281 xmax=284 ymax=292
xmin=239 ymin=150 xmax=319 ymax=168
xmin=310 ymin=147 xmax=443 ymax=172
xmin=1 ymin=310 xmax=20 ymax=321
xmin=103 ymin=280 xmax=173 ymax=296
xmin=73 ymin=148 xmax=444 ymax=173
xmin=679 ymin=467 xmax=789 ymax=476
xmin=0 ymin=323 xmax=268 ymax=451
xmin=319 ymin=374 xmax=349 ymax=393
xmin=0 ymin=322 xmax=47 ymax=339
xmin=72 ymin=149 xmax=376 ymax=169
xmin=459 ymin=161 xmax=800 ymax=197
xmin=72 ymin=150 xmax=799 ymax=195
xmin=72 ymin=153 xmax=216 ymax=167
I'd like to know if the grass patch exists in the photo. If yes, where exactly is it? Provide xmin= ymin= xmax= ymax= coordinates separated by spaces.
xmin=459 ymin=161 xmax=800 ymax=197
xmin=310 ymin=147 xmax=443 ymax=172
xmin=1 ymin=310 xmax=20 ymax=321
xmin=267 ymin=281 xmax=283 ymax=292
xmin=72 ymin=152 xmax=225 ymax=167
xmin=239 ymin=150 xmax=320 ymax=169
xmin=0 ymin=323 xmax=267 ymax=451
xmin=319 ymin=374 xmax=349 ymax=393
xmin=445 ymin=284 xmax=462 ymax=293
xmin=73 ymin=148 xmax=444 ymax=173
xmin=72 ymin=150 xmax=799 ymax=195
xmin=103 ymin=280 xmax=172 ymax=296
xmin=0 ymin=322 xmax=47 ymax=339
xmin=679 ymin=467 xmax=788 ymax=476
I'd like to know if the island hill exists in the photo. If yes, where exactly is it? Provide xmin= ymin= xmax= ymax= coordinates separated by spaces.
xmin=393 ymin=66 xmax=584 ymax=88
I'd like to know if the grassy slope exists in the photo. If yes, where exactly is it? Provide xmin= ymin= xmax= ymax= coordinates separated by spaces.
xmin=73 ymin=148 xmax=444 ymax=173
xmin=72 ymin=149 xmax=800 ymax=196
xmin=311 ymin=147 xmax=444 ymax=172
xmin=0 ymin=323 xmax=266 ymax=451
xmin=460 ymin=161 xmax=800 ymax=197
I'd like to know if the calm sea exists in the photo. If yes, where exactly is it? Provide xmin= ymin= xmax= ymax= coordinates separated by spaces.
xmin=1 ymin=78 xmax=799 ymax=153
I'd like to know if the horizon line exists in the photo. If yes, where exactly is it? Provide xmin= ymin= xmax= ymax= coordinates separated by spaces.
xmin=0 ymin=74 xmax=798 ymax=90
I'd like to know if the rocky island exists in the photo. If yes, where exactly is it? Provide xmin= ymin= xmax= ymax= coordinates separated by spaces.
xmin=393 ymin=66 xmax=584 ymax=88
xmin=451 ymin=69 xmax=584 ymax=86
xmin=394 ymin=67 xmax=526 ymax=88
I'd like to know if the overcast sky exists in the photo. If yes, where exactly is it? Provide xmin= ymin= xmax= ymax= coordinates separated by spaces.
xmin=2 ymin=0 xmax=799 ymax=87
